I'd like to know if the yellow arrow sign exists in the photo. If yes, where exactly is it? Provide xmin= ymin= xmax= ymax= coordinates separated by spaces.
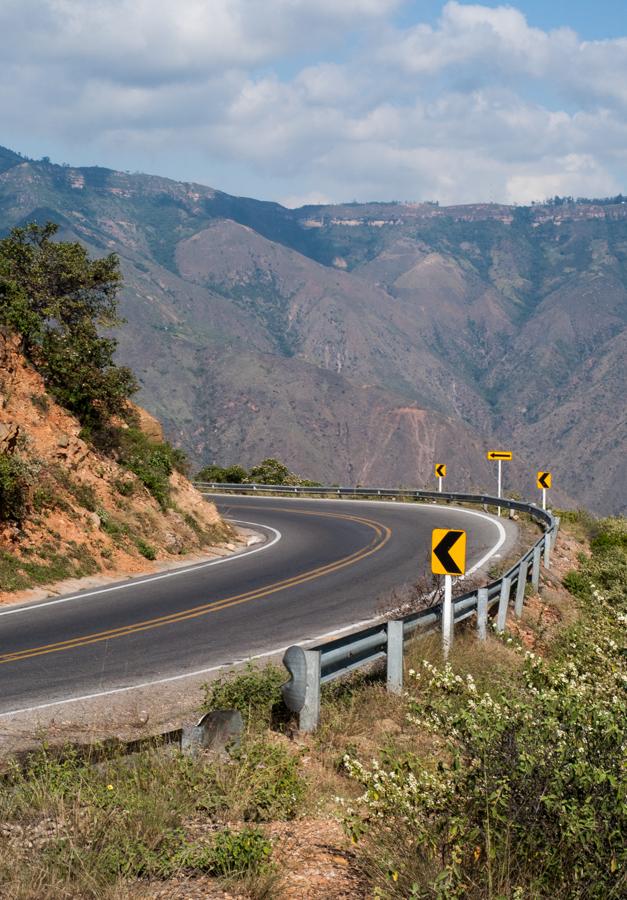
xmin=435 ymin=463 xmax=447 ymax=478
xmin=537 ymin=471 xmax=552 ymax=490
xmin=432 ymin=528 xmax=467 ymax=576
xmin=487 ymin=450 xmax=512 ymax=460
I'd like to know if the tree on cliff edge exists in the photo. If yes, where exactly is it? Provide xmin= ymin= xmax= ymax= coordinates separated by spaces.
xmin=0 ymin=222 xmax=137 ymax=429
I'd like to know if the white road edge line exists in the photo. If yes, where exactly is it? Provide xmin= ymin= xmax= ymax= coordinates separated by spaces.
xmin=0 ymin=520 xmax=282 ymax=619
xmin=0 ymin=504 xmax=506 ymax=719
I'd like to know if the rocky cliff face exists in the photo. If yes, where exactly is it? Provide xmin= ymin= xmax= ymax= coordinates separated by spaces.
xmin=0 ymin=329 xmax=228 ymax=600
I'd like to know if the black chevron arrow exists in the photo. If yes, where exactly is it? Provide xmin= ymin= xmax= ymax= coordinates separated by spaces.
xmin=436 ymin=464 xmax=445 ymax=477
xmin=538 ymin=472 xmax=550 ymax=489
xmin=434 ymin=530 xmax=464 ymax=575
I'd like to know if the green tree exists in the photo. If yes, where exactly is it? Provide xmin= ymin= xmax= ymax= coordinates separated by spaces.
xmin=0 ymin=222 xmax=137 ymax=428
xmin=195 ymin=464 xmax=248 ymax=484
xmin=246 ymin=458 xmax=292 ymax=485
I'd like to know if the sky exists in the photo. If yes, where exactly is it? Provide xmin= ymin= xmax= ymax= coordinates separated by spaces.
xmin=1 ymin=0 xmax=626 ymax=206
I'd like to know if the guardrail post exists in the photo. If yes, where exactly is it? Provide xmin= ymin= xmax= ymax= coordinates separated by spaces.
xmin=282 ymin=646 xmax=321 ymax=733
xmin=496 ymin=576 xmax=511 ymax=633
xmin=299 ymin=650 xmax=321 ymax=733
xmin=476 ymin=588 xmax=488 ymax=641
xmin=442 ymin=574 xmax=453 ymax=658
xmin=514 ymin=560 xmax=528 ymax=618
xmin=531 ymin=545 xmax=541 ymax=592
xmin=552 ymin=517 xmax=560 ymax=550
xmin=543 ymin=534 xmax=552 ymax=569
xmin=386 ymin=620 xmax=404 ymax=694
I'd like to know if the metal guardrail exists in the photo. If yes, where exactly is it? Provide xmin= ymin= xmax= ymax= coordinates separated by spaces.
xmin=196 ymin=482 xmax=559 ymax=731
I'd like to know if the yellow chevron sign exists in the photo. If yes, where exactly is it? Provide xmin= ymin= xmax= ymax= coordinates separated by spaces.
xmin=435 ymin=463 xmax=446 ymax=478
xmin=432 ymin=528 xmax=466 ymax=576
xmin=537 ymin=471 xmax=552 ymax=490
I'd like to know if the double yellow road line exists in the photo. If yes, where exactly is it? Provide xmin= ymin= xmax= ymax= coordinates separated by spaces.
xmin=0 ymin=506 xmax=391 ymax=667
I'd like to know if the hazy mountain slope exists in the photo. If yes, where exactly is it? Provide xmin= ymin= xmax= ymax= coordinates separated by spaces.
xmin=313 ymin=205 xmax=627 ymax=512
xmin=185 ymin=341 xmax=496 ymax=490
xmin=174 ymin=219 xmax=492 ymax=424
xmin=0 ymin=148 xmax=624 ymax=512
xmin=520 ymin=328 xmax=626 ymax=516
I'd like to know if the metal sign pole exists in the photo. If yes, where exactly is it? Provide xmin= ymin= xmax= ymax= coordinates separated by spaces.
xmin=497 ymin=459 xmax=502 ymax=517
xmin=442 ymin=574 xmax=453 ymax=659
xmin=542 ymin=486 xmax=546 ymax=510
xmin=438 ymin=475 xmax=442 ymax=493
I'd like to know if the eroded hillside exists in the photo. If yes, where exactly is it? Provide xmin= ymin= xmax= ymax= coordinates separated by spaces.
xmin=0 ymin=329 xmax=229 ymax=602
xmin=1 ymin=149 xmax=625 ymax=512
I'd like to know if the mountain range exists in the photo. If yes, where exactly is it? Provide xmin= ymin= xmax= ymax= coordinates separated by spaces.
xmin=0 ymin=146 xmax=625 ymax=514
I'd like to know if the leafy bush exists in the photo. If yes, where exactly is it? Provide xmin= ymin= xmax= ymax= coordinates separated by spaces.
xmin=116 ymin=426 xmax=186 ymax=509
xmin=343 ymin=517 xmax=627 ymax=899
xmin=226 ymin=740 xmax=305 ymax=822
xmin=201 ymin=662 xmax=286 ymax=727
xmin=189 ymin=736 xmax=305 ymax=823
xmin=196 ymin=463 xmax=249 ymax=483
xmin=246 ymin=457 xmax=293 ymax=485
xmin=136 ymin=538 xmax=157 ymax=560
xmin=168 ymin=827 xmax=273 ymax=877
xmin=196 ymin=458 xmax=321 ymax=488
xmin=207 ymin=827 xmax=273 ymax=876
xmin=562 ymin=569 xmax=589 ymax=597
xmin=0 ymin=452 xmax=31 ymax=522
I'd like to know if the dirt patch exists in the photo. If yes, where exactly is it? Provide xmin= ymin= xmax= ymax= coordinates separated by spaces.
xmin=133 ymin=818 xmax=364 ymax=900
xmin=506 ymin=527 xmax=585 ymax=652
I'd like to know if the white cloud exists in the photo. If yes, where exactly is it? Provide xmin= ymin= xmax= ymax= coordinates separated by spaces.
xmin=0 ymin=1 xmax=625 ymax=204
xmin=0 ymin=1 xmax=399 ymax=81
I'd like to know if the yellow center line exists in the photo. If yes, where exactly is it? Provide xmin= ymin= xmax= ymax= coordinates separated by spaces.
xmin=0 ymin=507 xmax=392 ymax=666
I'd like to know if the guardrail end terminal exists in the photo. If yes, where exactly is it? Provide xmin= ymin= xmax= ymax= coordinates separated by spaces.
xmin=282 ymin=646 xmax=321 ymax=733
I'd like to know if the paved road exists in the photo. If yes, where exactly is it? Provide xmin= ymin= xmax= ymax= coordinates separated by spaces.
xmin=0 ymin=495 xmax=512 ymax=715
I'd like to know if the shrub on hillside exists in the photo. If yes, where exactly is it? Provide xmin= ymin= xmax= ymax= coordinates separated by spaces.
xmin=196 ymin=464 xmax=249 ymax=483
xmin=196 ymin=458 xmax=321 ymax=488
xmin=0 ymin=453 xmax=31 ymax=523
xmin=343 ymin=517 xmax=627 ymax=898
xmin=200 ymin=663 xmax=286 ymax=728
xmin=115 ymin=426 xmax=188 ymax=510
xmin=246 ymin=458 xmax=292 ymax=485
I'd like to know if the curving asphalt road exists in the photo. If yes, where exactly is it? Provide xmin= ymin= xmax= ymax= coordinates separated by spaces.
xmin=0 ymin=495 xmax=514 ymax=716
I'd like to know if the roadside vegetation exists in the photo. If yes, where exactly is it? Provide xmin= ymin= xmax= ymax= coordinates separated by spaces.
xmin=196 ymin=457 xmax=321 ymax=487
xmin=1 ymin=513 xmax=624 ymax=898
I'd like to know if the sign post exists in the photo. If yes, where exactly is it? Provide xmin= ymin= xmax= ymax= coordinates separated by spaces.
xmin=486 ymin=450 xmax=512 ymax=516
xmin=432 ymin=528 xmax=466 ymax=659
xmin=435 ymin=463 xmax=446 ymax=493
xmin=536 ymin=471 xmax=552 ymax=511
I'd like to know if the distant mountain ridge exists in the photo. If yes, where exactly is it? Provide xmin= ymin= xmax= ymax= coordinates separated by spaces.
xmin=1 ymin=147 xmax=625 ymax=513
